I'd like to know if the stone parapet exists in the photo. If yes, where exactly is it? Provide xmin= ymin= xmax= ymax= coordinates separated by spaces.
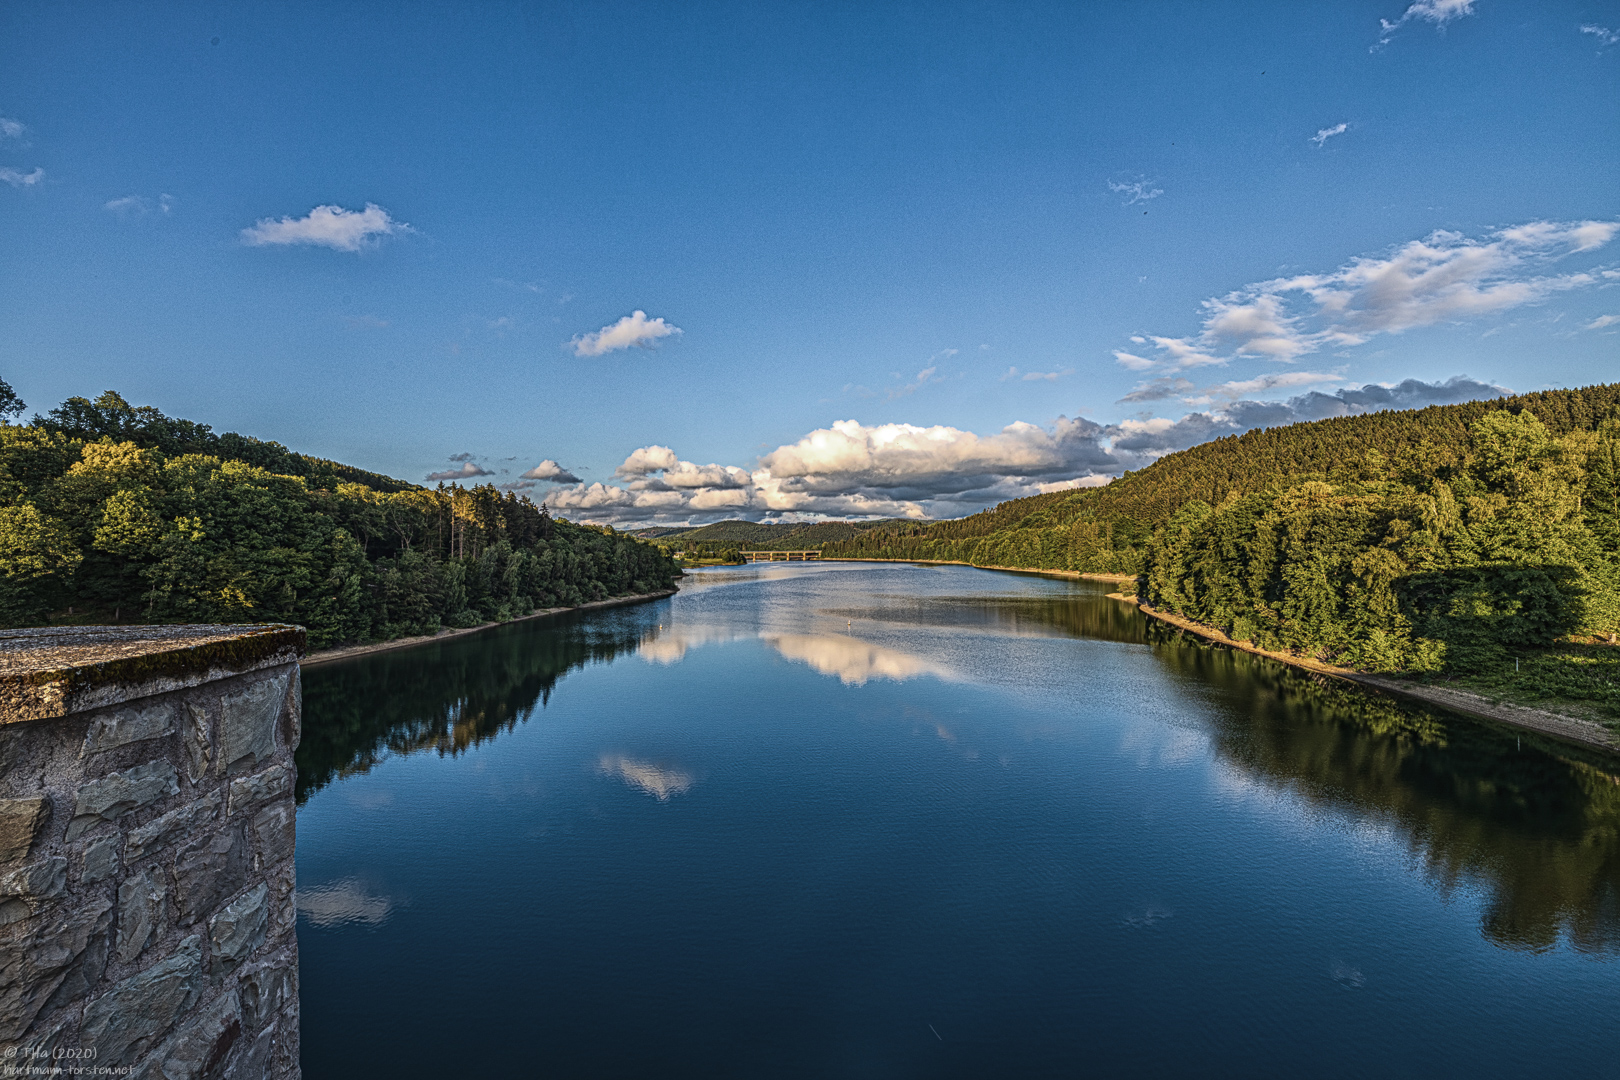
xmin=0 ymin=624 xmax=305 ymax=1079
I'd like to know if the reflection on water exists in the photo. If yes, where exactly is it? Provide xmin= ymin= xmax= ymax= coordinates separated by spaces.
xmin=598 ymin=754 xmax=697 ymax=800
xmin=1151 ymin=628 xmax=1620 ymax=954
xmin=296 ymin=608 xmax=660 ymax=801
xmin=299 ymin=565 xmax=1620 ymax=955
xmin=296 ymin=563 xmax=1620 ymax=1077
xmin=296 ymin=877 xmax=398 ymax=929
xmin=765 ymin=633 xmax=955 ymax=685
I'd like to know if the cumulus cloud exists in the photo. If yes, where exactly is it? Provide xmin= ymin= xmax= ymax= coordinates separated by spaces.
xmin=1375 ymin=0 xmax=1477 ymax=48
xmin=549 ymin=417 xmax=1121 ymax=526
xmin=241 ymin=203 xmax=407 ymax=251
xmin=1579 ymin=24 xmax=1618 ymax=47
xmin=1114 ymin=220 xmax=1618 ymax=372
xmin=1109 ymin=178 xmax=1162 ymax=205
xmin=425 ymin=459 xmax=495 ymax=482
xmin=1312 ymin=123 xmax=1348 ymax=147
xmin=570 ymin=311 xmax=681 ymax=356
xmin=0 ymin=167 xmax=43 ymax=187
xmin=520 ymin=459 xmax=582 ymax=484
xmin=542 ymin=374 xmax=1512 ymax=527
xmin=0 ymin=118 xmax=24 ymax=139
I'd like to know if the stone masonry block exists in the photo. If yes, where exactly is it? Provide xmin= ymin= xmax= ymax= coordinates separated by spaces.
xmin=209 ymin=883 xmax=270 ymax=976
xmin=116 ymin=867 xmax=167 ymax=964
xmin=66 ymin=761 xmax=179 ymax=840
xmin=125 ymin=791 xmax=222 ymax=863
xmin=81 ymin=700 xmax=175 ymax=757
xmin=220 ymin=671 xmax=292 ymax=773
xmin=147 ymin=987 xmax=242 ymax=1080
xmin=0 ymin=856 xmax=68 ymax=926
xmin=78 ymin=936 xmax=202 ymax=1066
xmin=238 ymin=948 xmax=297 ymax=1031
xmin=184 ymin=701 xmax=212 ymax=783
xmin=251 ymin=803 xmax=295 ymax=866
xmin=82 ymin=835 xmax=120 ymax=884
xmin=0 ymin=797 xmax=47 ymax=864
xmin=174 ymin=825 xmax=247 ymax=926
xmin=0 ymin=896 xmax=113 ymax=1042
xmin=234 ymin=1018 xmax=277 ymax=1080
xmin=228 ymin=765 xmax=292 ymax=816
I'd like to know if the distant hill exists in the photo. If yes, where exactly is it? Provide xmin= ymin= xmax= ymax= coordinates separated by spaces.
xmin=636 ymin=518 xmax=907 ymax=550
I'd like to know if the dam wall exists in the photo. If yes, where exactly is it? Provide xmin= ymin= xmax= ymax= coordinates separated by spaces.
xmin=1 ymin=624 xmax=305 ymax=1079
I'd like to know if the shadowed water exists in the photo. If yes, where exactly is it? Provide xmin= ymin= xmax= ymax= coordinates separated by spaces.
xmin=295 ymin=562 xmax=1620 ymax=1077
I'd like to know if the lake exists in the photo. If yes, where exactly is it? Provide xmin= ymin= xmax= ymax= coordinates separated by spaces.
xmin=294 ymin=562 xmax=1619 ymax=1077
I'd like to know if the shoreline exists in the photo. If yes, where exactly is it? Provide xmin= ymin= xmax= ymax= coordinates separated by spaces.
xmin=301 ymin=586 xmax=679 ymax=668
xmin=826 ymin=556 xmax=1135 ymax=585
xmin=1109 ymin=592 xmax=1620 ymax=757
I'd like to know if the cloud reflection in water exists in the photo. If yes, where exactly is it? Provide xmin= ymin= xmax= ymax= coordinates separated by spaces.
xmin=297 ymin=877 xmax=398 ymax=928
xmin=599 ymin=754 xmax=697 ymax=801
xmin=765 ymin=633 xmax=955 ymax=686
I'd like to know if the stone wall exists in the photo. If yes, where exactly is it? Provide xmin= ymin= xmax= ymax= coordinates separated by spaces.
xmin=0 ymin=624 xmax=306 ymax=1079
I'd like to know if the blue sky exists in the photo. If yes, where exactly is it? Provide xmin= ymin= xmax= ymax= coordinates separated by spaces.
xmin=2 ymin=0 xmax=1617 ymax=523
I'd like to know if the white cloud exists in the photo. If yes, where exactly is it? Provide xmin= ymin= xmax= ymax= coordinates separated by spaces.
xmin=520 ymin=459 xmax=582 ymax=483
xmin=1375 ymin=0 xmax=1477 ymax=48
xmin=570 ymin=310 xmax=681 ymax=356
xmin=1579 ymin=24 xmax=1619 ymax=47
xmin=0 ymin=167 xmax=43 ymax=187
xmin=1114 ymin=220 xmax=1618 ymax=372
xmin=1109 ymin=178 xmax=1163 ymax=205
xmin=104 ymin=193 xmax=175 ymax=217
xmin=425 ymin=461 xmax=495 ymax=482
xmin=1311 ymin=123 xmax=1348 ymax=147
xmin=1586 ymin=314 xmax=1619 ymax=330
xmin=887 ymin=365 xmax=942 ymax=399
xmin=0 ymin=118 xmax=24 ymax=139
xmin=1112 ymin=350 xmax=1156 ymax=371
xmin=240 ymin=203 xmax=407 ymax=252
xmin=541 ymin=374 xmax=1512 ymax=527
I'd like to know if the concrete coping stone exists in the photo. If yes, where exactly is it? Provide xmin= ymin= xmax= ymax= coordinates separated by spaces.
xmin=0 ymin=624 xmax=306 ymax=725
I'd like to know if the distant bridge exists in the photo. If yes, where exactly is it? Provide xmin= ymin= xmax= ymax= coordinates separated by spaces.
xmin=741 ymin=550 xmax=821 ymax=562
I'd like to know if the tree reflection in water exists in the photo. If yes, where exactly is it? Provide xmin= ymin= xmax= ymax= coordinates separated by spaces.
xmin=1148 ymin=624 xmax=1620 ymax=955
xmin=296 ymin=579 xmax=1619 ymax=953
xmin=297 ymin=605 xmax=664 ymax=803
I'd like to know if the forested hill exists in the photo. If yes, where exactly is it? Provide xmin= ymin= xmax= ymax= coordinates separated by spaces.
xmin=828 ymin=383 xmax=1620 ymax=573
xmin=827 ymin=383 xmax=1620 ymax=688
xmin=40 ymin=391 xmax=417 ymax=494
xmin=0 ymin=390 xmax=679 ymax=647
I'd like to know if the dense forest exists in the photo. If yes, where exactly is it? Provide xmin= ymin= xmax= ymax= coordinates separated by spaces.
xmin=0 ymin=388 xmax=679 ymax=647
xmin=827 ymin=384 xmax=1620 ymax=687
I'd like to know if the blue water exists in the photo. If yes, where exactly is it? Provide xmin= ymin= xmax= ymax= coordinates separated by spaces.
xmin=295 ymin=562 xmax=1620 ymax=1077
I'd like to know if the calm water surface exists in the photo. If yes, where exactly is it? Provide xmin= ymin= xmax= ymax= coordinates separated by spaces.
xmin=295 ymin=563 xmax=1620 ymax=1077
